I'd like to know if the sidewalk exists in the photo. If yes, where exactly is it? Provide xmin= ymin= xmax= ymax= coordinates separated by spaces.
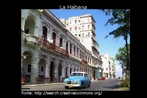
xmin=22 ymin=82 xmax=64 ymax=87
xmin=22 ymin=80 xmax=97 ymax=87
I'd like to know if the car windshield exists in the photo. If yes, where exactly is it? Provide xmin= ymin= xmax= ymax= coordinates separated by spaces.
xmin=71 ymin=73 xmax=83 ymax=77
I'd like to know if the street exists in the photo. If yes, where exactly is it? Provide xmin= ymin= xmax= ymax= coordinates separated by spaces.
xmin=21 ymin=78 xmax=120 ymax=91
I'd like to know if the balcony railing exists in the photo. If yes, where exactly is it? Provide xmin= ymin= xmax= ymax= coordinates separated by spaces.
xmin=39 ymin=39 xmax=68 ymax=56
xmin=82 ymin=59 xmax=88 ymax=64
xmin=69 ymin=54 xmax=81 ymax=61
xmin=50 ymin=44 xmax=69 ymax=56
xmin=25 ymin=34 xmax=38 ymax=45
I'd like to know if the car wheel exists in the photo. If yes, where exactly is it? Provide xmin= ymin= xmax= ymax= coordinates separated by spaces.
xmin=80 ymin=82 xmax=84 ymax=89
xmin=65 ymin=86 xmax=68 ymax=89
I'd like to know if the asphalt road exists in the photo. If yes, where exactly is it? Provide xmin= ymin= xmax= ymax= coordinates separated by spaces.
xmin=21 ymin=78 xmax=120 ymax=91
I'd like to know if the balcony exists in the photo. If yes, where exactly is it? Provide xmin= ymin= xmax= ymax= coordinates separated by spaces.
xmin=82 ymin=59 xmax=88 ymax=64
xmin=25 ymin=34 xmax=38 ymax=46
xmin=69 ymin=54 xmax=81 ymax=61
xmin=50 ymin=44 xmax=69 ymax=56
xmin=38 ymin=38 xmax=49 ymax=48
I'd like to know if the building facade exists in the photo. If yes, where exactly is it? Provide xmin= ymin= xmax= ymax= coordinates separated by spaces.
xmin=100 ymin=53 xmax=116 ymax=79
xmin=21 ymin=9 xmax=101 ymax=84
xmin=110 ymin=57 xmax=116 ymax=78
xmin=60 ymin=14 xmax=102 ymax=79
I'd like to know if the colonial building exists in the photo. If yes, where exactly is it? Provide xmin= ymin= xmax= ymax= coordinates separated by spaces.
xmin=21 ymin=9 xmax=101 ymax=84
xmin=100 ymin=53 xmax=116 ymax=79
xmin=110 ymin=57 xmax=116 ymax=78
xmin=60 ymin=14 xmax=102 ymax=80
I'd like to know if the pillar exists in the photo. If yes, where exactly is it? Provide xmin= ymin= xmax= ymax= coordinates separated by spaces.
xmin=34 ymin=26 xmax=39 ymax=37
xmin=72 ymin=44 xmax=74 ymax=55
xmin=21 ymin=17 xmax=26 ymax=32
xmin=62 ymin=61 xmax=65 ymax=78
xmin=68 ymin=41 xmax=70 ymax=53
xmin=21 ymin=58 xmax=23 ymax=73
xmin=30 ymin=58 xmax=37 ymax=84
xmin=45 ymin=61 xmax=49 ymax=77
xmin=49 ymin=27 xmax=53 ymax=41
xmin=44 ymin=60 xmax=50 ymax=83
xmin=54 ymin=59 xmax=59 ymax=82
xmin=67 ymin=64 xmax=70 ymax=77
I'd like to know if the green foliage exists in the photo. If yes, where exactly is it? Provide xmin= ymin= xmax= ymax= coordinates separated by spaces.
xmin=120 ymin=78 xmax=130 ymax=88
xmin=99 ymin=9 xmax=130 ymax=39
xmin=115 ymin=44 xmax=130 ymax=66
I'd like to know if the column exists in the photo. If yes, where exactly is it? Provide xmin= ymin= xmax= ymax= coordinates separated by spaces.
xmin=45 ymin=61 xmax=49 ymax=77
xmin=34 ymin=26 xmax=39 ymax=37
xmin=63 ymin=39 xmax=66 ymax=50
xmin=76 ymin=47 xmax=77 ymax=57
xmin=21 ymin=17 xmax=26 ymax=32
xmin=36 ymin=62 xmax=39 ymax=78
xmin=49 ymin=27 xmax=53 ymax=41
xmin=21 ymin=58 xmax=23 ymax=73
xmin=56 ymin=35 xmax=59 ymax=46
xmin=30 ymin=58 xmax=37 ymax=84
xmin=68 ymin=41 xmax=70 ymax=53
xmin=67 ymin=64 xmax=70 ymax=77
xmin=54 ymin=60 xmax=58 ymax=77
xmin=54 ymin=59 xmax=58 ymax=82
xmin=72 ymin=44 xmax=74 ymax=55
xmin=48 ymin=58 xmax=51 ymax=78
xmin=62 ymin=61 xmax=65 ymax=78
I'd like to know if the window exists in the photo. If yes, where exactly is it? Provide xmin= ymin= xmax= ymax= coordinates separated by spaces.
xmin=75 ymin=34 xmax=77 ymax=36
xmin=75 ymin=20 xmax=77 ymax=23
xmin=82 ymin=33 xmax=84 ymax=36
xmin=70 ymin=27 xmax=72 ymax=31
xmin=88 ymin=25 xmax=90 ymax=29
xmin=84 ymin=73 xmax=88 ymax=77
xmin=79 ymin=27 xmax=80 ymax=30
xmin=28 ymin=65 xmax=31 ymax=72
xmin=88 ymin=32 xmax=90 ymax=36
xmin=79 ymin=20 xmax=80 ymax=22
xmin=106 ymin=68 xmax=108 ymax=71
xmin=41 ymin=66 xmax=43 ymax=71
xmin=66 ymin=22 xmax=68 ymax=26
xmin=79 ymin=34 xmax=81 ymax=36
xmin=75 ymin=27 xmax=77 ymax=30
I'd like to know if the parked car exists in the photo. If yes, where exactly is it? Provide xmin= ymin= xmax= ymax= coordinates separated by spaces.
xmin=97 ymin=77 xmax=106 ymax=80
xmin=64 ymin=72 xmax=91 ymax=89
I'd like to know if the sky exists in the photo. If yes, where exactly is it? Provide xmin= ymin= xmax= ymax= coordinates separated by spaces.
xmin=50 ymin=9 xmax=130 ymax=77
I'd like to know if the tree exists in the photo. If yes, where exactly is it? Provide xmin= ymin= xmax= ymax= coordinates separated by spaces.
xmin=115 ymin=44 xmax=130 ymax=78
xmin=115 ymin=44 xmax=130 ymax=68
xmin=100 ymin=9 xmax=130 ymax=70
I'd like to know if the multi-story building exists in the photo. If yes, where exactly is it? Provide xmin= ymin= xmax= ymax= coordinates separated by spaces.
xmin=21 ymin=9 xmax=101 ymax=84
xmin=60 ymin=14 xmax=102 ymax=80
xmin=110 ymin=57 xmax=116 ymax=78
xmin=100 ymin=53 xmax=116 ymax=79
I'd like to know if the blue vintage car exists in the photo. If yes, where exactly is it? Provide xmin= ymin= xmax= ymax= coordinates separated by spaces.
xmin=64 ymin=72 xmax=91 ymax=89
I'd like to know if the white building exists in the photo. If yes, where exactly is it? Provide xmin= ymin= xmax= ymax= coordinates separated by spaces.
xmin=60 ymin=14 xmax=102 ymax=79
xmin=100 ymin=53 xmax=114 ymax=79
xmin=21 ymin=9 xmax=100 ymax=84
xmin=110 ymin=57 xmax=116 ymax=78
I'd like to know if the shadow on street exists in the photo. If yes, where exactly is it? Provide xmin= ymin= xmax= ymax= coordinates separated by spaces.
xmin=103 ymin=84 xmax=120 ymax=89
